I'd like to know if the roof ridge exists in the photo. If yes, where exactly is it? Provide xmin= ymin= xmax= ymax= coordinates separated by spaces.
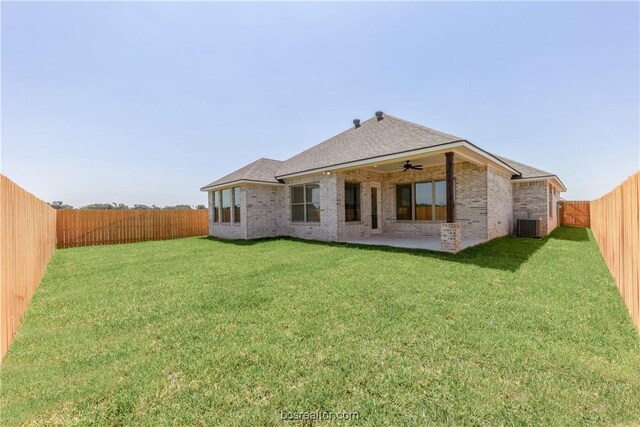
xmin=277 ymin=114 xmax=455 ymax=165
xmin=242 ymin=157 xmax=282 ymax=179
xmin=382 ymin=114 xmax=463 ymax=141
xmin=274 ymin=113 xmax=464 ymax=177
xmin=244 ymin=158 xmax=263 ymax=178
xmin=279 ymin=122 xmax=367 ymax=164
xmin=200 ymin=157 xmax=282 ymax=190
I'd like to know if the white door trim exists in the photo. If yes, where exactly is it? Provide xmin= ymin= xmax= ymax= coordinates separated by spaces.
xmin=370 ymin=182 xmax=382 ymax=235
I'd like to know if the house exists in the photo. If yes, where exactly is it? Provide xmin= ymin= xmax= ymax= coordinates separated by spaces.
xmin=201 ymin=112 xmax=566 ymax=252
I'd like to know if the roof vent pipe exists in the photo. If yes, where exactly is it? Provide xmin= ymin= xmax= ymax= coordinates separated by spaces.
xmin=353 ymin=119 xmax=361 ymax=128
xmin=375 ymin=111 xmax=384 ymax=121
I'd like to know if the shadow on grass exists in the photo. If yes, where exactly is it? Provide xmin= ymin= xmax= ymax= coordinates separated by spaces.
xmin=200 ymin=227 xmax=589 ymax=272
xmin=201 ymin=232 xmax=557 ymax=272
xmin=199 ymin=236 xmax=276 ymax=246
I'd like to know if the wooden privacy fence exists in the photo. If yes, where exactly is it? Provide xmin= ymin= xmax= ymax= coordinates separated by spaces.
xmin=1 ymin=176 xmax=57 ymax=360
xmin=56 ymin=209 xmax=208 ymax=248
xmin=590 ymin=172 xmax=639 ymax=332
xmin=561 ymin=200 xmax=591 ymax=227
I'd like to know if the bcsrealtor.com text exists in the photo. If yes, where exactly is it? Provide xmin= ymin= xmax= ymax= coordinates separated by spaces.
xmin=280 ymin=410 xmax=360 ymax=422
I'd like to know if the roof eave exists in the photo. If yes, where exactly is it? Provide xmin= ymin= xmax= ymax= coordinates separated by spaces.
xmin=460 ymin=141 xmax=521 ymax=176
xmin=200 ymin=179 xmax=284 ymax=192
xmin=274 ymin=140 xmax=520 ymax=179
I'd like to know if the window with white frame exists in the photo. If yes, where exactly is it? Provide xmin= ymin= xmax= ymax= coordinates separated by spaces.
xmin=291 ymin=184 xmax=320 ymax=222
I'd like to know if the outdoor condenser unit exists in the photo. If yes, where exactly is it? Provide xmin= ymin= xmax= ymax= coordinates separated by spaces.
xmin=517 ymin=219 xmax=542 ymax=238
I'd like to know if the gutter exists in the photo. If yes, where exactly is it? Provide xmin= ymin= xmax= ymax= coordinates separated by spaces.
xmin=200 ymin=179 xmax=285 ymax=192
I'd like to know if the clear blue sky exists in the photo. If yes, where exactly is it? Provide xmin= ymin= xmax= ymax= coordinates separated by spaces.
xmin=2 ymin=2 xmax=638 ymax=206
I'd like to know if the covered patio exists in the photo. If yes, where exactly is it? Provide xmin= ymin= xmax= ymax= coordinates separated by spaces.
xmin=340 ymin=234 xmax=486 ymax=252
xmin=337 ymin=150 xmax=474 ymax=253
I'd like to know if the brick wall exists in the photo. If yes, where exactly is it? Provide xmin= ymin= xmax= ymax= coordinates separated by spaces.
xmin=208 ymin=188 xmax=247 ymax=239
xmin=441 ymin=223 xmax=461 ymax=253
xmin=378 ymin=161 xmax=488 ymax=240
xmin=278 ymin=173 xmax=339 ymax=241
xmin=206 ymin=162 xmax=558 ymax=242
xmin=512 ymin=180 xmax=549 ymax=235
xmin=245 ymin=185 xmax=282 ymax=239
xmin=335 ymin=169 xmax=380 ymax=240
xmin=380 ymin=164 xmax=445 ymax=238
xmin=487 ymin=168 xmax=513 ymax=240
xmin=547 ymin=183 xmax=561 ymax=234
xmin=452 ymin=162 xmax=489 ymax=240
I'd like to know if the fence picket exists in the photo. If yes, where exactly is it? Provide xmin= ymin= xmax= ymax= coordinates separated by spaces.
xmin=591 ymin=172 xmax=640 ymax=332
xmin=55 ymin=209 xmax=208 ymax=249
xmin=560 ymin=201 xmax=590 ymax=227
xmin=1 ymin=176 xmax=56 ymax=360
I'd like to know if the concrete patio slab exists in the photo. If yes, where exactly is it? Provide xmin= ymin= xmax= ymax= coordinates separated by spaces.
xmin=340 ymin=235 xmax=486 ymax=252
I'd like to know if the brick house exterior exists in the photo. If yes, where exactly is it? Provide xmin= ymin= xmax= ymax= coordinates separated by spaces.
xmin=202 ymin=113 xmax=566 ymax=251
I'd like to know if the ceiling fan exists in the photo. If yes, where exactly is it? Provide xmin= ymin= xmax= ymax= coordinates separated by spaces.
xmin=402 ymin=160 xmax=423 ymax=172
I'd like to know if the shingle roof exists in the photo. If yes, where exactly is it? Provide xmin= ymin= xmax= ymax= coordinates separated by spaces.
xmin=494 ymin=155 xmax=566 ymax=190
xmin=275 ymin=114 xmax=463 ymax=177
xmin=200 ymin=158 xmax=282 ymax=190
xmin=493 ymin=155 xmax=553 ymax=179
xmin=201 ymin=113 xmax=565 ymax=191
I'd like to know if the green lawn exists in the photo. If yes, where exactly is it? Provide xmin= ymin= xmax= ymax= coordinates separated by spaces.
xmin=2 ymin=227 xmax=639 ymax=426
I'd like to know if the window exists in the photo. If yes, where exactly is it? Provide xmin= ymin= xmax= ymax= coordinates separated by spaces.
xmin=221 ymin=189 xmax=231 ymax=223
xmin=549 ymin=185 xmax=553 ymax=218
xmin=396 ymin=180 xmax=452 ymax=221
xmin=415 ymin=182 xmax=433 ymax=220
xmin=434 ymin=180 xmax=447 ymax=221
xmin=291 ymin=186 xmax=305 ymax=222
xmin=306 ymin=185 xmax=320 ymax=222
xmin=345 ymin=183 xmax=361 ymax=222
xmin=396 ymin=184 xmax=412 ymax=220
xmin=233 ymin=187 xmax=241 ymax=223
xmin=212 ymin=191 xmax=219 ymax=223
xmin=291 ymin=184 xmax=320 ymax=222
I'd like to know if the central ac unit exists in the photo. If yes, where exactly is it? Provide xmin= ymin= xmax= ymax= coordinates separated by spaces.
xmin=517 ymin=219 xmax=542 ymax=238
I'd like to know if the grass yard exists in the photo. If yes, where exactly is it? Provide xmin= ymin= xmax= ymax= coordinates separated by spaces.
xmin=2 ymin=227 xmax=639 ymax=426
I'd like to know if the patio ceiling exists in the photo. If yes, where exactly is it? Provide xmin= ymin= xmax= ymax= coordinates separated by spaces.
xmin=341 ymin=144 xmax=515 ymax=176
xmin=358 ymin=152 xmax=469 ymax=173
